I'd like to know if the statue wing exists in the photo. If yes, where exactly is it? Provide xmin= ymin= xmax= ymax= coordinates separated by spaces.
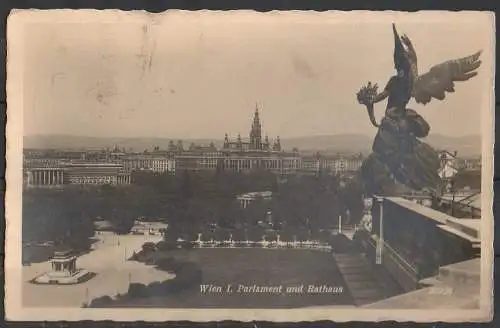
xmin=412 ymin=50 xmax=482 ymax=105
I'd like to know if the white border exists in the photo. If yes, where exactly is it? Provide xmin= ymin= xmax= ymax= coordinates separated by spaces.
xmin=4 ymin=9 xmax=495 ymax=322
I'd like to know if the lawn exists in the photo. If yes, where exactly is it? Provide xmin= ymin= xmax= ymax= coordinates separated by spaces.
xmin=109 ymin=248 xmax=354 ymax=308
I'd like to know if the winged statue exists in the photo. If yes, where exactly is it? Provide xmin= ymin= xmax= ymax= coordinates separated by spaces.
xmin=357 ymin=23 xmax=482 ymax=128
xmin=356 ymin=24 xmax=482 ymax=196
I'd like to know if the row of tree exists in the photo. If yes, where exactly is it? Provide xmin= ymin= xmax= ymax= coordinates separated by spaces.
xmin=23 ymin=170 xmax=364 ymax=252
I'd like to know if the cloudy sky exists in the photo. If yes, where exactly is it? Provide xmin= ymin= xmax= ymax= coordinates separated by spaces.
xmin=20 ymin=10 xmax=494 ymax=139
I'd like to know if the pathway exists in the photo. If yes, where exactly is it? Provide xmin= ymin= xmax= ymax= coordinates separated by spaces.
xmin=22 ymin=233 xmax=174 ymax=307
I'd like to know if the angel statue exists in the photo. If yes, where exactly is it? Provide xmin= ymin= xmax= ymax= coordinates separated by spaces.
xmin=357 ymin=23 xmax=482 ymax=196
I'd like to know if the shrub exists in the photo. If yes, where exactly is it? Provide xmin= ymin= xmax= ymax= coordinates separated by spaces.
xmin=88 ymin=295 xmax=113 ymax=307
xmin=156 ymin=240 xmax=177 ymax=251
xmin=142 ymin=242 xmax=157 ymax=253
xmin=128 ymin=283 xmax=148 ymax=298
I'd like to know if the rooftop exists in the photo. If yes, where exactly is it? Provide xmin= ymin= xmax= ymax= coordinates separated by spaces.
xmin=53 ymin=249 xmax=74 ymax=258
xmin=237 ymin=191 xmax=273 ymax=199
xmin=65 ymin=163 xmax=122 ymax=167
xmin=440 ymin=191 xmax=482 ymax=210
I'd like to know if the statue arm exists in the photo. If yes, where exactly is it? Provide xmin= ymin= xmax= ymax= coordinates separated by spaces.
xmin=357 ymin=78 xmax=392 ymax=127
xmin=373 ymin=88 xmax=389 ymax=103
xmin=365 ymin=82 xmax=390 ymax=126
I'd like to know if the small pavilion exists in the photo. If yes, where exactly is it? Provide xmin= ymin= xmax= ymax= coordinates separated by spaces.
xmin=31 ymin=248 xmax=93 ymax=285
xmin=50 ymin=250 xmax=78 ymax=278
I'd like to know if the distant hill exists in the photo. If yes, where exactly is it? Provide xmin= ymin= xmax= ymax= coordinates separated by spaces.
xmin=282 ymin=134 xmax=481 ymax=157
xmin=281 ymin=134 xmax=373 ymax=155
xmin=23 ymin=133 xmax=481 ymax=157
xmin=23 ymin=135 xmax=222 ymax=152
xmin=424 ymin=134 xmax=482 ymax=157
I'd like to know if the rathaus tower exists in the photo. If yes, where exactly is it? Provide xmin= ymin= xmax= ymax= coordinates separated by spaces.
xmin=249 ymin=105 xmax=262 ymax=150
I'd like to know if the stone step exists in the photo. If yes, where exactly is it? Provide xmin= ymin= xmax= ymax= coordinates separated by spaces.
xmin=418 ymin=258 xmax=480 ymax=290
xmin=445 ymin=218 xmax=480 ymax=239
xmin=437 ymin=258 xmax=480 ymax=287
xmin=333 ymin=253 xmax=387 ymax=306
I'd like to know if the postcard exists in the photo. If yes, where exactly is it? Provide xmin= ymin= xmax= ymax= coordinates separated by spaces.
xmin=5 ymin=9 xmax=495 ymax=322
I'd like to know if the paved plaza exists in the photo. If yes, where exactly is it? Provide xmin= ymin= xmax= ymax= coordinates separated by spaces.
xmin=22 ymin=233 xmax=174 ymax=307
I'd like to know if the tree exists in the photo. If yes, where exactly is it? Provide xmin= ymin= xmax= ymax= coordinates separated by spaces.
xmin=22 ymin=187 xmax=95 ymax=253
xmin=339 ymin=176 xmax=364 ymax=225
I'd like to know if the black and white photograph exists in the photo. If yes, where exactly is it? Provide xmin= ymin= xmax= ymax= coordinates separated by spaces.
xmin=4 ymin=9 xmax=495 ymax=322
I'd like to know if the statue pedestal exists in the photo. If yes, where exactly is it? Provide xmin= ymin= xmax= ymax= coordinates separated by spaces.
xmin=31 ymin=250 xmax=94 ymax=285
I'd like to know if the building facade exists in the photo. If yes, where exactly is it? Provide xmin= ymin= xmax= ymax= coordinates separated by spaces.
xmin=23 ymin=162 xmax=131 ymax=187
xmin=298 ymin=153 xmax=363 ymax=175
xmin=175 ymin=107 xmax=302 ymax=176
xmin=122 ymin=153 xmax=175 ymax=174
xmin=456 ymin=157 xmax=481 ymax=171
xmin=236 ymin=191 xmax=273 ymax=208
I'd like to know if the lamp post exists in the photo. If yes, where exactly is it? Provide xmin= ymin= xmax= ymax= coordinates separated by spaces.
xmin=450 ymin=178 xmax=456 ymax=217
xmin=375 ymin=196 xmax=384 ymax=265
xmin=439 ymin=152 xmax=447 ymax=196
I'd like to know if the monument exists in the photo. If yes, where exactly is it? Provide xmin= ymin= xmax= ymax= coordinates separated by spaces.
xmin=357 ymin=24 xmax=482 ymax=197
xmin=31 ymin=249 xmax=94 ymax=285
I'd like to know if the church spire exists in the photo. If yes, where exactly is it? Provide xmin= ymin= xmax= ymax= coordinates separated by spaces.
xmin=249 ymin=104 xmax=262 ymax=150
xmin=253 ymin=103 xmax=260 ymax=125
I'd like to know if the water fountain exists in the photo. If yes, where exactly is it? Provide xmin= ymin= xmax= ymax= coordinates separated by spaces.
xmin=194 ymin=233 xmax=203 ymax=248
xmin=228 ymin=234 xmax=235 ymax=248
xmin=258 ymin=235 xmax=269 ymax=248
xmin=276 ymin=234 xmax=283 ymax=248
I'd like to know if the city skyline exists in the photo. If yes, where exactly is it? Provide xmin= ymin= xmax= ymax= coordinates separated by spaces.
xmin=22 ymin=11 xmax=492 ymax=140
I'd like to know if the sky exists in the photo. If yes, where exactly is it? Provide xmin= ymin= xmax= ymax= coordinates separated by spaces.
xmin=21 ymin=11 xmax=494 ymax=139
